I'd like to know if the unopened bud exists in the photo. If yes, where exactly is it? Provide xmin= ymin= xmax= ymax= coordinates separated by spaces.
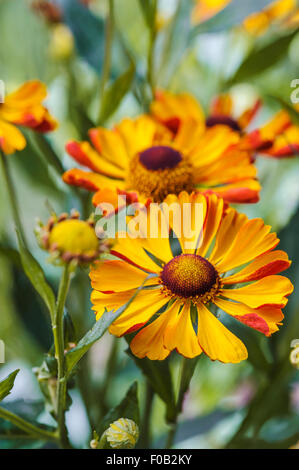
xmin=100 ymin=418 xmax=139 ymax=449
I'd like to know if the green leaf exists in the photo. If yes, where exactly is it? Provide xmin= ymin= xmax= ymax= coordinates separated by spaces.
xmin=98 ymin=382 xmax=140 ymax=437
xmin=65 ymin=276 xmax=157 ymax=375
xmin=267 ymin=95 xmax=299 ymax=125
xmin=16 ymin=231 xmax=56 ymax=318
xmin=99 ymin=60 xmax=135 ymax=123
xmin=0 ymin=370 xmax=20 ymax=402
xmin=228 ymin=31 xmax=297 ymax=84
xmin=190 ymin=0 xmax=273 ymax=36
xmin=176 ymin=357 xmax=198 ymax=414
xmin=127 ymin=350 xmax=176 ymax=423
xmin=30 ymin=133 xmax=64 ymax=176
xmin=158 ymin=0 xmax=193 ymax=87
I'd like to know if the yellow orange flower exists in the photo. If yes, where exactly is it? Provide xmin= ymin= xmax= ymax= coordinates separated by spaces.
xmin=63 ymin=114 xmax=260 ymax=205
xmin=0 ymin=80 xmax=57 ymax=154
xmin=193 ymin=0 xmax=298 ymax=35
xmin=90 ymin=192 xmax=293 ymax=363
xmin=152 ymin=90 xmax=299 ymax=159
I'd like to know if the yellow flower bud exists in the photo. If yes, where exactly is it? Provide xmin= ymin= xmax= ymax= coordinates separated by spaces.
xmin=37 ymin=211 xmax=106 ymax=265
xmin=49 ymin=24 xmax=74 ymax=61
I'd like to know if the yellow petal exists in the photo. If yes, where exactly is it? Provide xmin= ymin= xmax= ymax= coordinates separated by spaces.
xmin=215 ymin=218 xmax=279 ymax=273
xmin=109 ymin=288 xmax=169 ymax=337
xmin=130 ymin=302 xmax=180 ymax=360
xmin=164 ymin=302 xmax=203 ymax=358
xmin=90 ymin=259 xmax=155 ymax=292
xmin=220 ymin=275 xmax=294 ymax=308
xmin=196 ymin=302 xmax=248 ymax=363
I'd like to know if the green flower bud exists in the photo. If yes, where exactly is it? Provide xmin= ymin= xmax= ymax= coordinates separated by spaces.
xmin=103 ymin=418 xmax=139 ymax=449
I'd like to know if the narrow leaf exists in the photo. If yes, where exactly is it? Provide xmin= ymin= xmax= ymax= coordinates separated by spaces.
xmin=0 ymin=370 xmax=20 ymax=402
xmin=65 ymin=275 xmax=157 ymax=375
xmin=16 ymin=231 xmax=56 ymax=318
xmin=228 ymin=31 xmax=297 ymax=84
xmin=99 ymin=61 xmax=135 ymax=123
xmin=190 ymin=0 xmax=273 ymax=36
xmin=98 ymin=382 xmax=139 ymax=437
xmin=31 ymin=133 xmax=64 ymax=176
xmin=127 ymin=350 xmax=177 ymax=423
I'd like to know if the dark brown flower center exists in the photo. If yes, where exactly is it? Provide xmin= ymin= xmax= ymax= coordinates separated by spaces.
xmin=139 ymin=146 xmax=182 ymax=171
xmin=206 ymin=114 xmax=241 ymax=132
xmin=161 ymin=254 xmax=218 ymax=298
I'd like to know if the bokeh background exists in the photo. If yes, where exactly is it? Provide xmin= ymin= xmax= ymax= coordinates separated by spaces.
xmin=0 ymin=0 xmax=298 ymax=449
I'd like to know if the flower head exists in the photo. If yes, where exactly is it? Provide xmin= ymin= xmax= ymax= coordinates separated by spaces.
xmin=90 ymin=192 xmax=293 ymax=363
xmin=0 ymin=80 xmax=57 ymax=154
xmin=192 ymin=0 xmax=298 ymax=35
xmin=151 ymin=90 xmax=299 ymax=159
xmin=63 ymin=113 xmax=260 ymax=205
xmin=37 ymin=210 xmax=107 ymax=264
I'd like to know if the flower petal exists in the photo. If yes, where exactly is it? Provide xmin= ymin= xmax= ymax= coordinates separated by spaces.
xmin=0 ymin=119 xmax=26 ymax=154
xmin=111 ymin=237 xmax=161 ymax=273
xmin=130 ymin=302 xmax=181 ymax=360
xmin=90 ymin=259 xmax=155 ymax=292
xmin=164 ymin=302 xmax=203 ymax=358
xmin=223 ymin=250 xmax=291 ymax=284
xmin=196 ymin=302 xmax=248 ymax=363
xmin=114 ymin=115 xmax=157 ymax=157
xmin=108 ymin=289 xmax=169 ymax=337
xmin=65 ymin=141 xmax=125 ymax=178
xmin=197 ymin=193 xmax=224 ymax=257
xmin=163 ymin=191 xmax=207 ymax=254
xmin=89 ymin=127 xmax=129 ymax=169
xmin=209 ymin=208 xmax=248 ymax=265
xmin=215 ymin=218 xmax=279 ymax=273
xmin=62 ymin=168 xmax=125 ymax=192
xmin=220 ymin=275 xmax=294 ymax=308
xmin=214 ymin=297 xmax=284 ymax=336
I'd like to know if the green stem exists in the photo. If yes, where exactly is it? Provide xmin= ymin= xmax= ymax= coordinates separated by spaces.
xmin=0 ymin=406 xmax=58 ymax=442
xmin=53 ymin=264 xmax=72 ymax=449
xmin=98 ymin=0 xmax=114 ymax=123
xmin=146 ymin=0 xmax=157 ymax=100
xmin=0 ymin=150 xmax=26 ymax=246
xmin=139 ymin=380 xmax=155 ymax=449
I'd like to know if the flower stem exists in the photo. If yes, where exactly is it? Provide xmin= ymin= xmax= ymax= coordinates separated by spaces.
xmin=98 ymin=0 xmax=114 ymax=123
xmin=0 ymin=150 xmax=27 ymax=246
xmin=139 ymin=380 xmax=155 ymax=449
xmin=53 ymin=263 xmax=72 ymax=449
xmin=0 ymin=406 xmax=58 ymax=442
xmin=146 ymin=0 xmax=157 ymax=100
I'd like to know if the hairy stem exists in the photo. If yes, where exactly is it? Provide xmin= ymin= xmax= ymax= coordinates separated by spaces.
xmin=139 ymin=380 xmax=155 ymax=449
xmin=0 ymin=406 xmax=58 ymax=442
xmin=53 ymin=264 xmax=72 ymax=448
